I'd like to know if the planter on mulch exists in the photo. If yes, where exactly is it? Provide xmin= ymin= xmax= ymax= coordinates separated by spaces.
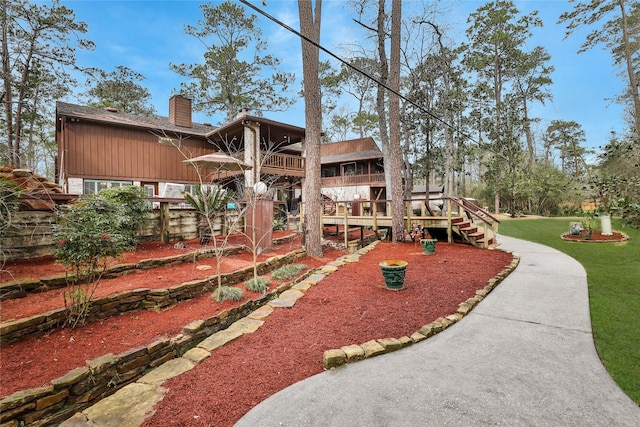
xmin=379 ymin=260 xmax=408 ymax=290
xmin=420 ymin=238 xmax=437 ymax=255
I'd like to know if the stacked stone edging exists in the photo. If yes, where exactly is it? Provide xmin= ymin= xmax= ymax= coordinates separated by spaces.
xmin=560 ymin=231 xmax=629 ymax=242
xmin=0 ymin=247 xmax=313 ymax=427
xmin=0 ymin=246 xmax=305 ymax=345
xmin=1 ymin=233 xmax=301 ymax=302
xmin=322 ymin=247 xmax=521 ymax=369
xmin=0 ymin=245 xmax=246 ymax=301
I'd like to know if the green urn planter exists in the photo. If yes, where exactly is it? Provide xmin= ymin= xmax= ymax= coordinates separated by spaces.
xmin=420 ymin=238 xmax=437 ymax=255
xmin=379 ymin=260 xmax=408 ymax=290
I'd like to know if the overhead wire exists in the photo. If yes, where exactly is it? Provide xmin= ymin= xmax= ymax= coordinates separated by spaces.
xmin=238 ymin=0 xmax=481 ymax=146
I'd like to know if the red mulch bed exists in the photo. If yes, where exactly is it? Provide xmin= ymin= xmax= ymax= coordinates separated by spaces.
xmin=144 ymin=241 xmax=512 ymax=427
xmin=561 ymin=230 xmax=627 ymax=242
xmin=0 ymin=234 xmax=514 ymax=427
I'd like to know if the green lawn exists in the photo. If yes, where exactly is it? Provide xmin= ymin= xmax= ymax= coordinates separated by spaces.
xmin=498 ymin=217 xmax=640 ymax=405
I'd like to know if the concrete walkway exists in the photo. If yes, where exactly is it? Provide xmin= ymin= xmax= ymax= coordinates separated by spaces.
xmin=236 ymin=236 xmax=640 ymax=426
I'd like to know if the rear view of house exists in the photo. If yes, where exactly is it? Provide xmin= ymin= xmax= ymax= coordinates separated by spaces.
xmin=56 ymin=95 xmax=306 ymax=202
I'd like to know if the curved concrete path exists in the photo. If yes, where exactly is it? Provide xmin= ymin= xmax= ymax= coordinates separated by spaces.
xmin=237 ymin=236 xmax=640 ymax=426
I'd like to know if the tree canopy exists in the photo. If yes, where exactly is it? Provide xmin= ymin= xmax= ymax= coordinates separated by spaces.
xmin=1 ymin=0 xmax=94 ymax=168
xmin=170 ymin=1 xmax=296 ymax=123
xmin=82 ymin=66 xmax=156 ymax=116
xmin=560 ymin=0 xmax=640 ymax=135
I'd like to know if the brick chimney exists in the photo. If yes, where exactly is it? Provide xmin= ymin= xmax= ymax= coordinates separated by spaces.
xmin=169 ymin=95 xmax=192 ymax=127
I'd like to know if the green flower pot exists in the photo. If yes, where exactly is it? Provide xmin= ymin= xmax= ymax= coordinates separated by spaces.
xmin=379 ymin=260 xmax=408 ymax=290
xmin=420 ymin=238 xmax=437 ymax=255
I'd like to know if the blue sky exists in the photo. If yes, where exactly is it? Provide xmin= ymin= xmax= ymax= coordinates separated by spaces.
xmin=62 ymin=0 xmax=628 ymax=159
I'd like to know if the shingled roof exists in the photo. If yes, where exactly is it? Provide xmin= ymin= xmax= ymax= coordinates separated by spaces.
xmin=320 ymin=137 xmax=383 ymax=164
xmin=56 ymin=101 xmax=215 ymax=136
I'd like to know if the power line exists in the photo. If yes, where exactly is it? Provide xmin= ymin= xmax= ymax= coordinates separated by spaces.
xmin=238 ymin=0 xmax=480 ymax=146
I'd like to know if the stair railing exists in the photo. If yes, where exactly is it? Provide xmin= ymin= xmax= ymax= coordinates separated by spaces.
xmin=446 ymin=197 xmax=500 ymax=248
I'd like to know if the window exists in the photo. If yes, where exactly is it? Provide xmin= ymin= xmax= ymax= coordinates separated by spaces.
xmin=83 ymin=180 xmax=133 ymax=194
xmin=322 ymin=166 xmax=336 ymax=177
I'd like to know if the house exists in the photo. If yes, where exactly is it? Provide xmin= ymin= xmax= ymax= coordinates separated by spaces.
xmin=410 ymin=183 xmax=445 ymax=214
xmin=55 ymin=95 xmax=305 ymax=202
xmin=320 ymin=137 xmax=385 ymax=202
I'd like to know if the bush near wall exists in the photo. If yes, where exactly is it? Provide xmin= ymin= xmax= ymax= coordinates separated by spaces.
xmin=0 ymin=209 xmax=204 ymax=262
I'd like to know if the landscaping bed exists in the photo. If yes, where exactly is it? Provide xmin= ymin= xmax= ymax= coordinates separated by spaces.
xmin=0 ymin=235 xmax=515 ymax=426
xmin=561 ymin=230 xmax=628 ymax=242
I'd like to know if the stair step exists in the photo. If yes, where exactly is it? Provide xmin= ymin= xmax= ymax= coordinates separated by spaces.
xmin=460 ymin=226 xmax=477 ymax=233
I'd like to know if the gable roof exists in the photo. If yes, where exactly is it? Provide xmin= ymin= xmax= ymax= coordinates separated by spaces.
xmin=320 ymin=137 xmax=383 ymax=164
xmin=207 ymin=113 xmax=306 ymax=151
xmin=56 ymin=101 xmax=214 ymax=136
xmin=56 ymin=102 xmax=306 ymax=148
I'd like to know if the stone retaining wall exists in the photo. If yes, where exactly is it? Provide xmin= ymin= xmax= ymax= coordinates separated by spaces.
xmin=0 ymin=209 xmax=202 ymax=262
xmin=0 ymin=249 xmax=311 ymax=427
xmin=0 ymin=245 xmax=244 ymax=301
xmin=0 ymin=246 xmax=304 ymax=346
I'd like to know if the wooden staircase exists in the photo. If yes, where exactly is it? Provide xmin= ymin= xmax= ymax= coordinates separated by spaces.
xmin=451 ymin=216 xmax=497 ymax=248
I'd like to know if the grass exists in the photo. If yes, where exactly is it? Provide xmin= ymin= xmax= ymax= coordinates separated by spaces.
xmin=498 ymin=217 xmax=640 ymax=404
xmin=271 ymin=263 xmax=308 ymax=281
xmin=244 ymin=276 xmax=270 ymax=293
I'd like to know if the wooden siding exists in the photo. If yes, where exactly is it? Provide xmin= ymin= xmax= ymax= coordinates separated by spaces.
xmin=320 ymin=138 xmax=377 ymax=156
xmin=61 ymin=121 xmax=213 ymax=183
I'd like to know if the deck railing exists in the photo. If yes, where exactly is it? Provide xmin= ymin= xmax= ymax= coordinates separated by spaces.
xmin=308 ymin=196 xmax=499 ymax=248
xmin=262 ymin=152 xmax=304 ymax=175
xmin=321 ymin=173 xmax=385 ymax=187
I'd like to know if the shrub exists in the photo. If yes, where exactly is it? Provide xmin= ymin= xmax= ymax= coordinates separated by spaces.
xmin=53 ymin=194 xmax=131 ymax=327
xmin=271 ymin=263 xmax=308 ymax=281
xmin=272 ymin=217 xmax=286 ymax=231
xmin=212 ymin=285 xmax=244 ymax=302
xmin=244 ymin=276 xmax=270 ymax=292
xmin=183 ymin=185 xmax=234 ymax=219
xmin=183 ymin=185 xmax=235 ymax=245
xmin=101 ymin=185 xmax=149 ymax=250
xmin=0 ymin=178 xmax=22 ymax=266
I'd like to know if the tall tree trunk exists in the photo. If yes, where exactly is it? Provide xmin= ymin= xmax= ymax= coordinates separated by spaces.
xmin=298 ymin=0 xmax=323 ymax=257
xmin=1 ymin=2 xmax=17 ymax=166
xmin=375 ymin=0 xmax=390 ymax=210
xmin=618 ymin=0 xmax=640 ymax=135
xmin=493 ymin=58 xmax=503 ymax=215
xmin=389 ymin=0 xmax=404 ymax=241
xmin=523 ymin=98 xmax=535 ymax=166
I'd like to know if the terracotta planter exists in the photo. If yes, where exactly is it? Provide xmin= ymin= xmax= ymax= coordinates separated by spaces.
xmin=379 ymin=260 xmax=408 ymax=290
xmin=420 ymin=238 xmax=437 ymax=255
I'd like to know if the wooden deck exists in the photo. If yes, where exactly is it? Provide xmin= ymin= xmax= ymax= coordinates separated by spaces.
xmin=322 ymin=214 xmax=455 ymax=229
xmin=318 ymin=197 xmax=500 ymax=249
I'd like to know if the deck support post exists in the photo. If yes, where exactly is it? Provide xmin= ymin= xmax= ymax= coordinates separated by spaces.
xmin=343 ymin=201 xmax=349 ymax=249
xmin=372 ymin=202 xmax=378 ymax=231
xmin=160 ymin=201 xmax=170 ymax=243
xmin=446 ymin=198 xmax=453 ymax=243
